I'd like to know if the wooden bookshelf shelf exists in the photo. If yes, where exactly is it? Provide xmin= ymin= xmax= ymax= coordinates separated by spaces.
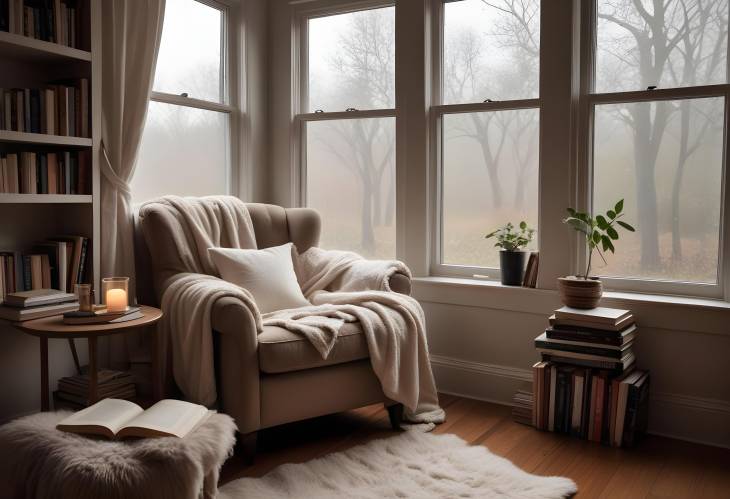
xmin=0 ymin=31 xmax=91 ymax=63
xmin=0 ymin=130 xmax=92 ymax=147
xmin=0 ymin=194 xmax=92 ymax=204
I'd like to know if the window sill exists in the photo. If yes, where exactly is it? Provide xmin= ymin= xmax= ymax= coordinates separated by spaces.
xmin=411 ymin=276 xmax=730 ymax=336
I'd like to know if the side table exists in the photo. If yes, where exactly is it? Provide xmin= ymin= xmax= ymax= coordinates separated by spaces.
xmin=14 ymin=305 xmax=163 ymax=411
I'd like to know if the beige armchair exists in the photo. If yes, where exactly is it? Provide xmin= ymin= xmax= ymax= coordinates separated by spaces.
xmin=134 ymin=202 xmax=410 ymax=456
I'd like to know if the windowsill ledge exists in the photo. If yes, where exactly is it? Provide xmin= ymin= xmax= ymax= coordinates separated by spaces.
xmin=411 ymin=276 xmax=730 ymax=336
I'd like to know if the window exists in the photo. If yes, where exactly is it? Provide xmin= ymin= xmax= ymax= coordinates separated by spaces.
xmin=299 ymin=5 xmax=396 ymax=259
xmin=435 ymin=0 xmax=541 ymax=276
xmin=584 ymin=0 xmax=729 ymax=296
xmin=132 ymin=0 xmax=233 ymax=203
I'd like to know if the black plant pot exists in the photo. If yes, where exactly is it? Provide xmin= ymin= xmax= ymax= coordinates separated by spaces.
xmin=500 ymin=250 xmax=528 ymax=286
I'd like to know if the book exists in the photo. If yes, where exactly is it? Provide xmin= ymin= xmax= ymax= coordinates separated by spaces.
xmin=570 ymin=369 xmax=585 ymax=436
xmin=546 ymin=323 xmax=637 ymax=346
xmin=56 ymin=399 xmax=211 ymax=439
xmin=3 ymin=288 xmax=75 ymax=307
xmin=548 ymin=364 xmax=557 ymax=432
xmin=612 ymin=370 xmax=645 ymax=446
xmin=536 ymin=344 xmax=634 ymax=363
xmin=0 ymin=300 xmax=78 ymax=321
xmin=63 ymin=307 xmax=143 ymax=325
xmin=541 ymin=351 xmax=636 ymax=373
xmin=622 ymin=372 xmax=650 ymax=447
xmin=522 ymin=252 xmax=539 ymax=288
xmin=553 ymin=306 xmax=634 ymax=329
xmin=534 ymin=332 xmax=632 ymax=359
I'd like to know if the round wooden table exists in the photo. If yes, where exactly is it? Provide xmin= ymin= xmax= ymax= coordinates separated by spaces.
xmin=14 ymin=305 xmax=163 ymax=411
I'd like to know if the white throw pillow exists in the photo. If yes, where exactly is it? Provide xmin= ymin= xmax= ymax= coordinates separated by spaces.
xmin=208 ymin=243 xmax=311 ymax=314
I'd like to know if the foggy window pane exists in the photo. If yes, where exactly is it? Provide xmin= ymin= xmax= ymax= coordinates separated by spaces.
xmin=593 ymin=97 xmax=724 ymax=283
xmin=443 ymin=0 xmax=540 ymax=104
xmin=308 ymin=7 xmax=395 ymax=112
xmin=132 ymin=102 xmax=229 ymax=203
xmin=595 ymin=0 xmax=728 ymax=93
xmin=153 ymin=0 xmax=223 ymax=102
xmin=306 ymin=118 xmax=396 ymax=259
xmin=442 ymin=109 xmax=539 ymax=268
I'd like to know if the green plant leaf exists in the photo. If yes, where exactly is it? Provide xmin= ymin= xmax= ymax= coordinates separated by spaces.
xmin=615 ymin=199 xmax=624 ymax=214
xmin=567 ymin=207 xmax=576 ymax=216
xmin=592 ymin=230 xmax=601 ymax=244
xmin=596 ymin=215 xmax=609 ymax=230
xmin=617 ymin=220 xmax=635 ymax=232
xmin=601 ymin=235 xmax=615 ymax=253
xmin=519 ymin=221 xmax=527 ymax=230
xmin=606 ymin=227 xmax=619 ymax=240
xmin=607 ymin=210 xmax=616 ymax=220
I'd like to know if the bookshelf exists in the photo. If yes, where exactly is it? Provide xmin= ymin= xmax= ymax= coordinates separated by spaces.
xmin=0 ymin=0 xmax=101 ymax=418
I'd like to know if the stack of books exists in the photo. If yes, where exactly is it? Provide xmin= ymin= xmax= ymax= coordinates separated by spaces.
xmin=532 ymin=306 xmax=650 ymax=447
xmin=512 ymin=389 xmax=533 ymax=425
xmin=0 ymin=288 xmax=78 ymax=321
xmin=0 ymin=236 xmax=89 ymax=299
xmin=0 ymin=150 xmax=91 ymax=194
xmin=56 ymin=370 xmax=136 ymax=406
xmin=0 ymin=80 xmax=91 ymax=137
xmin=0 ymin=1 xmax=86 ymax=49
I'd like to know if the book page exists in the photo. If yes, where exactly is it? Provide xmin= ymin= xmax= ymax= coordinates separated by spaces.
xmin=57 ymin=399 xmax=143 ymax=435
xmin=120 ymin=399 xmax=209 ymax=438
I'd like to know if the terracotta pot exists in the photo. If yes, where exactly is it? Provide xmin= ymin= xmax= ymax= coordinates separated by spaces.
xmin=557 ymin=276 xmax=603 ymax=309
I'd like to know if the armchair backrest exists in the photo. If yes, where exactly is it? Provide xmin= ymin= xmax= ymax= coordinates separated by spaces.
xmin=133 ymin=201 xmax=321 ymax=306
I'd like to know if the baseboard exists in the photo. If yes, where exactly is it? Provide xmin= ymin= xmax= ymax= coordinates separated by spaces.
xmin=430 ymin=354 xmax=730 ymax=449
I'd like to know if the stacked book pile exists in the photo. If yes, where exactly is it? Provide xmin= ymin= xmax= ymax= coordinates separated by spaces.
xmin=0 ymin=80 xmax=91 ymax=137
xmin=57 ymin=370 xmax=136 ymax=407
xmin=532 ymin=306 xmax=650 ymax=447
xmin=0 ymin=236 xmax=89 ymax=300
xmin=0 ymin=0 xmax=86 ymax=49
xmin=512 ymin=389 xmax=533 ymax=425
xmin=0 ymin=150 xmax=91 ymax=194
xmin=0 ymin=288 xmax=77 ymax=321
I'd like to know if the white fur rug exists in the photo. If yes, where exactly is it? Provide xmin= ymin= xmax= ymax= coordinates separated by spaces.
xmin=220 ymin=430 xmax=577 ymax=499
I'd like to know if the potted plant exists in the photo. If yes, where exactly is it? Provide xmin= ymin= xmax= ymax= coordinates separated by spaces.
xmin=560 ymin=199 xmax=635 ymax=308
xmin=485 ymin=221 xmax=535 ymax=286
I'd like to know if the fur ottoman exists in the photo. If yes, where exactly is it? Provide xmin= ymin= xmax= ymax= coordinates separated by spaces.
xmin=0 ymin=410 xmax=236 ymax=499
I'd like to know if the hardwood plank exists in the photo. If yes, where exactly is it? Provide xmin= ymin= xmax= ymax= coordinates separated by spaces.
xmin=219 ymin=393 xmax=728 ymax=499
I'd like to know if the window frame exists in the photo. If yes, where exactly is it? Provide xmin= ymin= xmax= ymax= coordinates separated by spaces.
xmin=577 ymin=0 xmax=730 ymax=299
xmin=429 ymin=0 xmax=542 ymax=280
xmin=292 ymin=0 xmax=397 ymax=249
xmin=144 ymin=0 xmax=239 ymax=198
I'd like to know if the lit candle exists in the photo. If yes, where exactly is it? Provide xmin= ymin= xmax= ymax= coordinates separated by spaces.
xmin=106 ymin=288 xmax=127 ymax=313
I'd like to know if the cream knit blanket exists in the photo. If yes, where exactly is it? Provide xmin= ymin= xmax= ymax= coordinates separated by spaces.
xmin=144 ymin=196 xmax=444 ymax=423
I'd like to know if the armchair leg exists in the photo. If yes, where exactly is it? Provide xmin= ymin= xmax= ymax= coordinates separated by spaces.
xmin=386 ymin=403 xmax=404 ymax=431
xmin=236 ymin=431 xmax=258 ymax=465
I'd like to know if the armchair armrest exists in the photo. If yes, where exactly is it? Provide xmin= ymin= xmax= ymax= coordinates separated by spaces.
xmin=211 ymin=296 xmax=262 ymax=434
xmin=388 ymin=272 xmax=412 ymax=296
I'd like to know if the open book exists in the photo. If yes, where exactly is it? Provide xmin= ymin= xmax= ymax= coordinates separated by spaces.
xmin=56 ymin=398 xmax=210 ymax=439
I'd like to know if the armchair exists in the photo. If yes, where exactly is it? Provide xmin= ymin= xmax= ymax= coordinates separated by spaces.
xmin=134 ymin=202 xmax=410 ymax=453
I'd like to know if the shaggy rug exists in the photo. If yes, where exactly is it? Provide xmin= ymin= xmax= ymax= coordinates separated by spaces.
xmin=220 ymin=430 xmax=577 ymax=499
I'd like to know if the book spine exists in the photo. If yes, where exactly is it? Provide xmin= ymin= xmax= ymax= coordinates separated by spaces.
xmin=77 ymin=237 xmax=87 ymax=284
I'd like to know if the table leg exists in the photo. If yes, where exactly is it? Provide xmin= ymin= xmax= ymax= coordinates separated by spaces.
xmin=88 ymin=337 xmax=98 ymax=405
xmin=68 ymin=339 xmax=82 ymax=375
xmin=40 ymin=337 xmax=49 ymax=412
xmin=151 ymin=326 xmax=162 ymax=401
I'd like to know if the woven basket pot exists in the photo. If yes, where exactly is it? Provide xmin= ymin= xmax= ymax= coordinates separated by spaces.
xmin=557 ymin=276 xmax=603 ymax=309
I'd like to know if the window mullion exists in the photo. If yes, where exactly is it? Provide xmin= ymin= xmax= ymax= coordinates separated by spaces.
xmin=434 ymin=98 xmax=541 ymax=115
xmin=296 ymin=108 xmax=396 ymax=122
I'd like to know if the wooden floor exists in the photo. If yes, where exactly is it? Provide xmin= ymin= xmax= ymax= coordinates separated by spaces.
xmin=220 ymin=394 xmax=730 ymax=498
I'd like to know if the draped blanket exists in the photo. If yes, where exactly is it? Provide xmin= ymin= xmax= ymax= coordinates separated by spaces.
xmin=143 ymin=196 xmax=444 ymax=424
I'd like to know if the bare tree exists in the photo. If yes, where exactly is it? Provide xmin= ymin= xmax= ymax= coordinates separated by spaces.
xmin=598 ymin=0 xmax=727 ymax=268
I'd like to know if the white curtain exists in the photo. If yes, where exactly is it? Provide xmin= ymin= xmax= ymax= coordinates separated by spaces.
xmin=100 ymin=0 xmax=165 ymax=367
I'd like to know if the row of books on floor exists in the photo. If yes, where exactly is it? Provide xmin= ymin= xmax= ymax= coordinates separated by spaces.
xmin=0 ymin=236 xmax=89 ymax=312
xmin=532 ymin=361 xmax=649 ymax=447
xmin=0 ymin=81 xmax=90 ymax=137
xmin=0 ymin=150 xmax=90 ymax=194
xmin=0 ymin=0 xmax=86 ymax=49
xmin=531 ymin=305 xmax=648 ymax=446
xmin=56 ymin=370 xmax=136 ymax=407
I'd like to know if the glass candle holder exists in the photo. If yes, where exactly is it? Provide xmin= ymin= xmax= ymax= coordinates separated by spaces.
xmin=101 ymin=277 xmax=129 ymax=313
xmin=74 ymin=283 xmax=93 ymax=312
